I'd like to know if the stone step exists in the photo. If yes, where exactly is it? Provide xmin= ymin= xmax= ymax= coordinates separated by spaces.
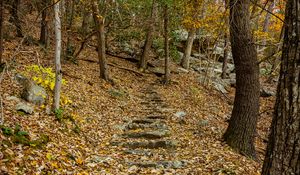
xmin=131 ymin=118 xmax=162 ymax=124
xmin=125 ymin=122 xmax=168 ymax=131
xmin=122 ymin=130 xmax=170 ymax=139
xmin=123 ymin=149 xmax=153 ymax=156
xmin=146 ymin=115 xmax=168 ymax=120
xmin=111 ymin=140 xmax=178 ymax=149
xmin=127 ymin=160 xmax=187 ymax=169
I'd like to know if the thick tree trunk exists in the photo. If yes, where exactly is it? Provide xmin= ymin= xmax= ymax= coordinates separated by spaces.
xmin=223 ymin=0 xmax=260 ymax=159
xmin=0 ymin=0 xmax=3 ymax=64
xmin=92 ymin=1 xmax=109 ymax=81
xmin=9 ymin=0 xmax=22 ymax=37
xmin=181 ymin=29 xmax=196 ymax=69
xmin=53 ymin=1 xmax=62 ymax=110
xmin=262 ymin=0 xmax=300 ymax=174
xmin=139 ymin=0 xmax=157 ymax=70
xmin=39 ymin=0 xmax=49 ymax=47
xmin=163 ymin=5 xmax=170 ymax=84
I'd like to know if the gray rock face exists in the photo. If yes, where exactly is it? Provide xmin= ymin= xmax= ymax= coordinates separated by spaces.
xmin=16 ymin=102 xmax=34 ymax=114
xmin=16 ymin=74 xmax=47 ymax=105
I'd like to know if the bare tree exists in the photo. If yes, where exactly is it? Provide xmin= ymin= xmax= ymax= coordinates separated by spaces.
xmin=181 ymin=29 xmax=196 ymax=69
xmin=39 ymin=0 xmax=49 ymax=47
xmin=139 ymin=0 xmax=158 ymax=70
xmin=0 ymin=0 xmax=4 ymax=65
xmin=92 ymin=1 xmax=109 ymax=81
xmin=53 ymin=1 xmax=62 ymax=110
xmin=163 ymin=4 xmax=170 ymax=84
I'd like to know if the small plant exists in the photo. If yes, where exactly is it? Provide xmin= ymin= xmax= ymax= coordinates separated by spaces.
xmin=54 ymin=108 xmax=64 ymax=122
xmin=108 ymin=88 xmax=127 ymax=98
xmin=1 ymin=125 xmax=13 ymax=136
xmin=0 ymin=124 xmax=49 ymax=148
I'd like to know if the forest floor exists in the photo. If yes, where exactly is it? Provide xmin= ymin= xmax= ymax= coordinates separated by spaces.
xmin=0 ymin=37 xmax=275 ymax=174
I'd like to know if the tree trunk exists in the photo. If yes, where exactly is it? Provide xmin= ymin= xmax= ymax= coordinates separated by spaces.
xmin=0 ymin=0 xmax=3 ymax=64
xmin=64 ymin=0 xmax=75 ymax=61
xmin=92 ymin=1 xmax=109 ymax=81
xmin=221 ymin=32 xmax=229 ymax=79
xmin=53 ymin=1 xmax=62 ymax=110
xmin=39 ymin=0 xmax=49 ymax=47
xmin=223 ymin=0 xmax=260 ymax=159
xmin=9 ymin=0 xmax=22 ymax=37
xmin=81 ymin=7 xmax=90 ymax=37
xmin=163 ymin=5 xmax=169 ymax=84
xmin=262 ymin=0 xmax=276 ymax=46
xmin=181 ymin=29 xmax=196 ymax=69
xmin=262 ymin=0 xmax=300 ymax=174
xmin=139 ymin=0 xmax=157 ymax=70
xmin=262 ymin=0 xmax=276 ymax=33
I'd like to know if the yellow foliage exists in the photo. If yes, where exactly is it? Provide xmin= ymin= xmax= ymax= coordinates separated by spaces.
xmin=22 ymin=65 xmax=72 ymax=107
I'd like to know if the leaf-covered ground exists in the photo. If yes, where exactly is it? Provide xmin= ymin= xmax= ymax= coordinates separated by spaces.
xmin=0 ymin=19 xmax=275 ymax=174
xmin=0 ymin=46 xmax=275 ymax=174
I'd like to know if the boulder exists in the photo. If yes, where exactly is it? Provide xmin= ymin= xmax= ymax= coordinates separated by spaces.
xmin=15 ymin=74 xmax=47 ymax=105
xmin=174 ymin=111 xmax=186 ymax=119
xmin=16 ymin=102 xmax=34 ymax=114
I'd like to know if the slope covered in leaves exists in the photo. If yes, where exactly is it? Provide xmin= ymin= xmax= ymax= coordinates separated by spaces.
xmin=0 ymin=28 xmax=275 ymax=174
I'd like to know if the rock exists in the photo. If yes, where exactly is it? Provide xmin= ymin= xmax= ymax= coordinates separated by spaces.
xmin=122 ymin=129 xmax=170 ymax=139
xmin=178 ymin=51 xmax=184 ymax=59
xmin=176 ymin=67 xmax=189 ymax=73
xmin=212 ymin=81 xmax=228 ymax=94
xmin=146 ymin=115 xmax=168 ymax=120
xmin=125 ymin=121 xmax=169 ymax=131
xmin=112 ymin=140 xmax=178 ymax=149
xmin=198 ymin=119 xmax=209 ymax=127
xmin=127 ymin=160 xmax=187 ymax=169
xmin=16 ymin=74 xmax=47 ymax=105
xmin=6 ymin=96 xmax=20 ymax=102
xmin=45 ymin=106 xmax=51 ymax=115
xmin=174 ymin=29 xmax=189 ymax=41
xmin=124 ymin=149 xmax=153 ymax=156
xmin=260 ymin=87 xmax=275 ymax=97
xmin=131 ymin=118 xmax=160 ymax=124
xmin=16 ymin=102 xmax=34 ymax=114
xmin=149 ymin=67 xmax=165 ymax=76
xmin=174 ymin=111 xmax=186 ymax=119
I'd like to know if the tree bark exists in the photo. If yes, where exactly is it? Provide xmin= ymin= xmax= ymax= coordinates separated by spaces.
xmin=139 ymin=0 xmax=157 ymax=70
xmin=9 ymin=0 xmax=22 ymax=37
xmin=163 ymin=5 xmax=170 ymax=84
xmin=223 ymin=0 xmax=260 ymax=159
xmin=262 ymin=0 xmax=276 ymax=33
xmin=53 ymin=1 xmax=62 ymax=110
xmin=39 ymin=0 xmax=49 ymax=47
xmin=64 ymin=0 xmax=75 ymax=61
xmin=92 ymin=1 xmax=109 ymax=81
xmin=262 ymin=0 xmax=300 ymax=174
xmin=0 ymin=0 xmax=3 ymax=64
xmin=181 ymin=29 xmax=196 ymax=69
xmin=221 ymin=32 xmax=229 ymax=79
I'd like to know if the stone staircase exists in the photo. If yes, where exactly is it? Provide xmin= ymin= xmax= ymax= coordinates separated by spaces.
xmin=110 ymin=84 xmax=187 ymax=169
